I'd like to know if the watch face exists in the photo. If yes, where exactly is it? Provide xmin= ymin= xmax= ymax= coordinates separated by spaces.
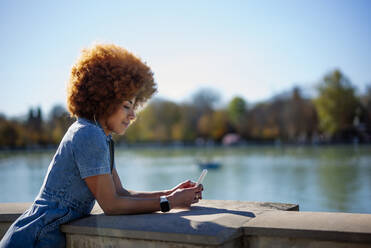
xmin=160 ymin=200 xmax=170 ymax=212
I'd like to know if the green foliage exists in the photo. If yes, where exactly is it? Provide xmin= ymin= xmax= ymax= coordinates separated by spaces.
xmin=1 ymin=74 xmax=371 ymax=149
xmin=210 ymin=110 xmax=229 ymax=140
xmin=171 ymin=104 xmax=198 ymax=141
xmin=314 ymin=70 xmax=360 ymax=136
xmin=0 ymin=120 xmax=19 ymax=147
xmin=228 ymin=96 xmax=246 ymax=127
xmin=124 ymin=100 xmax=183 ymax=142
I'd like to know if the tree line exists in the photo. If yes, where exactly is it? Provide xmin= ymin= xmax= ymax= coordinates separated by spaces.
xmin=1 ymin=69 xmax=371 ymax=149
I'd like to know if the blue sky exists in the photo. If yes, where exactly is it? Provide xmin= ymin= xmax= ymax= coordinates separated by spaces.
xmin=1 ymin=0 xmax=370 ymax=117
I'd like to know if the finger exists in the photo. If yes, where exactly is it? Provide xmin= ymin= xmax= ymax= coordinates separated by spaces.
xmin=188 ymin=185 xmax=198 ymax=191
xmin=197 ymin=193 xmax=202 ymax=199
xmin=193 ymin=193 xmax=202 ymax=202
xmin=199 ymin=184 xmax=204 ymax=191
xmin=182 ymin=180 xmax=194 ymax=188
xmin=194 ymin=184 xmax=203 ymax=192
xmin=191 ymin=183 xmax=203 ymax=190
xmin=188 ymin=181 xmax=196 ymax=187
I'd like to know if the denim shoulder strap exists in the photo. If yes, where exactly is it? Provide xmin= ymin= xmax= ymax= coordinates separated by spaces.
xmin=109 ymin=139 xmax=114 ymax=172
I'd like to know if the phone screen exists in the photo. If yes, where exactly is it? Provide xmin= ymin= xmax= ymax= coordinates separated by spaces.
xmin=197 ymin=169 xmax=207 ymax=185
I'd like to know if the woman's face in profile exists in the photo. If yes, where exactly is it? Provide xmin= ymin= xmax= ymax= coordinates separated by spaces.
xmin=104 ymin=97 xmax=136 ymax=135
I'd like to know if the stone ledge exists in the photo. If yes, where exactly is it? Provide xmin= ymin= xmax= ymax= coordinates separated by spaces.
xmin=3 ymin=201 xmax=371 ymax=247
xmin=0 ymin=202 xmax=30 ymax=222
xmin=61 ymin=200 xmax=298 ymax=246
xmin=244 ymin=211 xmax=371 ymax=244
xmin=66 ymin=233 xmax=243 ymax=248
xmin=245 ymin=236 xmax=371 ymax=248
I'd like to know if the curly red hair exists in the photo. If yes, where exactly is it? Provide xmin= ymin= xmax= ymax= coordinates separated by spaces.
xmin=67 ymin=43 xmax=157 ymax=121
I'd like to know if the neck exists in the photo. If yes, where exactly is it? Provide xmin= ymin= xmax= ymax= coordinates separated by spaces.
xmin=97 ymin=118 xmax=111 ymax=136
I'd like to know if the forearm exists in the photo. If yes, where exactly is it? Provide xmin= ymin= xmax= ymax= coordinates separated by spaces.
xmin=122 ymin=189 xmax=172 ymax=198
xmin=105 ymin=195 xmax=163 ymax=215
xmin=86 ymin=173 xmax=176 ymax=215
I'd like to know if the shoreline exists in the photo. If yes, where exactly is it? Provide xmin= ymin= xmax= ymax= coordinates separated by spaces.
xmin=1 ymin=141 xmax=371 ymax=153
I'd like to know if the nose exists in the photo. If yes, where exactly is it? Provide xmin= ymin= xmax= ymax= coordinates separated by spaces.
xmin=128 ymin=109 xmax=136 ymax=120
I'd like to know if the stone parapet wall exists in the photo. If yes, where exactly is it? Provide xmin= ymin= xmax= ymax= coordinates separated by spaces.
xmin=1 ymin=200 xmax=370 ymax=247
xmin=244 ymin=210 xmax=371 ymax=248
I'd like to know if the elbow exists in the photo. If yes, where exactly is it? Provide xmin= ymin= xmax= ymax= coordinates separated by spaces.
xmin=102 ymin=207 xmax=118 ymax=216
xmin=102 ymin=204 xmax=119 ymax=215
xmin=100 ymin=196 xmax=122 ymax=215
xmin=104 ymin=210 xmax=119 ymax=216
xmin=103 ymin=206 xmax=134 ymax=215
xmin=100 ymin=196 xmax=135 ymax=215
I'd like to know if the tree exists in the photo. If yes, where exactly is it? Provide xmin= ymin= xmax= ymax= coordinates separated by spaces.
xmin=361 ymin=85 xmax=371 ymax=120
xmin=171 ymin=104 xmax=198 ymax=142
xmin=314 ymin=70 xmax=360 ymax=137
xmin=227 ymin=96 xmax=247 ymax=130
xmin=48 ymin=105 xmax=74 ymax=144
xmin=284 ymin=87 xmax=318 ymax=141
xmin=0 ymin=120 xmax=19 ymax=148
xmin=197 ymin=113 xmax=213 ymax=138
xmin=123 ymin=99 xmax=182 ymax=143
xmin=210 ymin=110 xmax=229 ymax=141
xmin=191 ymin=88 xmax=220 ymax=116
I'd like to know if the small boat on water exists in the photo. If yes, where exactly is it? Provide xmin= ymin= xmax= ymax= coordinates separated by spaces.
xmin=194 ymin=139 xmax=222 ymax=170
xmin=196 ymin=157 xmax=222 ymax=170
xmin=198 ymin=161 xmax=221 ymax=170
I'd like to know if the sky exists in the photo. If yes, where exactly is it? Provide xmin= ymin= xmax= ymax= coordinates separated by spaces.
xmin=0 ymin=0 xmax=370 ymax=117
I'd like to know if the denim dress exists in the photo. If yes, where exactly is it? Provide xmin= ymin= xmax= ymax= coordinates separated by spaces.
xmin=0 ymin=117 xmax=114 ymax=248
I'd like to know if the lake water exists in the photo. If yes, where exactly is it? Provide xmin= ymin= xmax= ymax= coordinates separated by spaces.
xmin=0 ymin=145 xmax=370 ymax=213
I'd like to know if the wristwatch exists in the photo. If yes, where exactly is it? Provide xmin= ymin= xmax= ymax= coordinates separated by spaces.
xmin=160 ymin=196 xmax=170 ymax=212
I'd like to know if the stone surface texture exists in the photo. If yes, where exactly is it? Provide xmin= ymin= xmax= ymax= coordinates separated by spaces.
xmin=67 ymin=234 xmax=243 ymax=248
xmin=245 ymin=236 xmax=371 ymax=248
xmin=1 ymin=200 xmax=371 ymax=248
xmin=62 ymin=200 xmax=297 ymax=246
xmin=244 ymin=210 xmax=371 ymax=243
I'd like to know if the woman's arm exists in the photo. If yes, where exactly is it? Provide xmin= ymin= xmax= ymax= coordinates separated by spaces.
xmin=85 ymin=172 xmax=203 ymax=215
xmin=112 ymin=168 xmax=172 ymax=198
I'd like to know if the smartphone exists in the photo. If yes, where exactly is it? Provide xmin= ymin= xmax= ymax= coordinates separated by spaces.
xmin=196 ymin=169 xmax=208 ymax=186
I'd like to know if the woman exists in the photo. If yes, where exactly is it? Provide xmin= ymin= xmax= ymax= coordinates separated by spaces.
xmin=0 ymin=43 xmax=203 ymax=248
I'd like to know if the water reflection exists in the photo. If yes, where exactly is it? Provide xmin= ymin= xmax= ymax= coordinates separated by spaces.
xmin=0 ymin=145 xmax=370 ymax=213
xmin=316 ymin=147 xmax=361 ymax=212
xmin=0 ymin=151 xmax=53 ymax=202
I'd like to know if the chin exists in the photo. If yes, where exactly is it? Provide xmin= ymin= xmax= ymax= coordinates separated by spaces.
xmin=116 ymin=129 xmax=126 ymax=135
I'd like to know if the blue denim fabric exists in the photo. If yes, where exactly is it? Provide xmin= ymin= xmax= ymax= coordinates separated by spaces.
xmin=0 ymin=118 xmax=114 ymax=248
